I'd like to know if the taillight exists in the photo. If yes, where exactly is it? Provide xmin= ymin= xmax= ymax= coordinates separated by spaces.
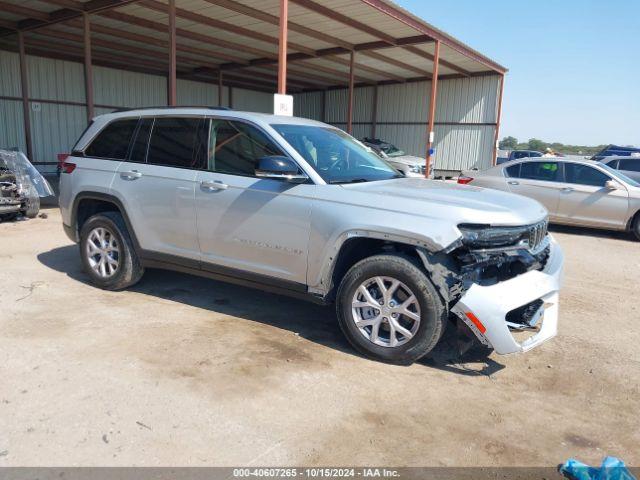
xmin=62 ymin=162 xmax=76 ymax=174
xmin=457 ymin=176 xmax=474 ymax=185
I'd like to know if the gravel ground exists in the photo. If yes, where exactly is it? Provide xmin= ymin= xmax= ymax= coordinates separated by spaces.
xmin=0 ymin=208 xmax=638 ymax=467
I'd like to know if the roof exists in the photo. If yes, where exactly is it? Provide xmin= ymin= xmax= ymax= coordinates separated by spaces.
xmin=0 ymin=0 xmax=506 ymax=93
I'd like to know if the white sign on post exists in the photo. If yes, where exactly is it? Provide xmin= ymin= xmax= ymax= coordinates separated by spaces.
xmin=273 ymin=94 xmax=294 ymax=117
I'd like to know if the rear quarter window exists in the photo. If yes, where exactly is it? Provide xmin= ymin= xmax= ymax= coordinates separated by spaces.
xmin=85 ymin=119 xmax=139 ymax=160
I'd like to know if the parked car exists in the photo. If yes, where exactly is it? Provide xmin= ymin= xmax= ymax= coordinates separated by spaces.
xmin=598 ymin=156 xmax=640 ymax=183
xmin=59 ymin=108 xmax=563 ymax=364
xmin=361 ymin=137 xmax=433 ymax=178
xmin=496 ymin=150 xmax=544 ymax=165
xmin=0 ymin=150 xmax=53 ymax=221
xmin=459 ymin=158 xmax=640 ymax=239
xmin=591 ymin=144 xmax=640 ymax=161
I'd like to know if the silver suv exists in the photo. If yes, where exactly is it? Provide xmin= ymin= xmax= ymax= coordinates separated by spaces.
xmin=59 ymin=108 xmax=564 ymax=364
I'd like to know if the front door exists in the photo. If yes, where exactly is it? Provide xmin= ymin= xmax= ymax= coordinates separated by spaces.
xmin=195 ymin=119 xmax=314 ymax=286
xmin=505 ymin=160 xmax=562 ymax=220
xmin=556 ymin=162 xmax=629 ymax=228
xmin=113 ymin=116 xmax=206 ymax=263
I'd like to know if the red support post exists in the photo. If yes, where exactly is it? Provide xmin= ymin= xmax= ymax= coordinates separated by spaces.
xmin=493 ymin=74 xmax=505 ymax=166
xmin=347 ymin=50 xmax=355 ymax=134
xmin=18 ymin=32 xmax=33 ymax=161
xmin=168 ymin=0 xmax=177 ymax=106
xmin=218 ymin=70 xmax=223 ymax=106
xmin=371 ymin=83 xmax=378 ymax=139
xmin=425 ymin=40 xmax=440 ymax=178
xmin=277 ymin=0 xmax=288 ymax=94
xmin=83 ymin=12 xmax=94 ymax=122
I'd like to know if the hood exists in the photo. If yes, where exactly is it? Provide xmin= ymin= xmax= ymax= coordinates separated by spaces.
xmin=338 ymin=178 xmax=548 ymax=227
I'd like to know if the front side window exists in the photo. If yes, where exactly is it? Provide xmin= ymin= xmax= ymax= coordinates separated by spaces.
xmin=85 ymin=119 xmax=138 ymax=159
xmin=271 ymin=124 xmax=401 ymax=184
xmin=564 ymin=163 xmax=610 ymax=187
xmin=147 ymin=117 xmax=206 ymax=169
xmin=519 ymin=161 xmax=560 ymax=182
xmin=129 ymin=118 xmax=153 ymax=163
xmin=207 ymin=120 xmax=285 ymax=176
xmin=505 ymin=164 xmax=520 ymax=178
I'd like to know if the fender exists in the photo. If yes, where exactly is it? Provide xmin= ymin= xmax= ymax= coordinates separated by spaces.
xmin=69 ymin=191 xmax=142 ymax=255
xmin=308 ymin=228 xmax=456 ymax=297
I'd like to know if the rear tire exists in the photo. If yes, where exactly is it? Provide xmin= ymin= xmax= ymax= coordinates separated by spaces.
xmin=632 ymin=213 xmax=640 ymax=241
xmin=79 ymin=212 xmax=144 ymax=290
xmin=336 ymin=254 xmax=447 ymax=365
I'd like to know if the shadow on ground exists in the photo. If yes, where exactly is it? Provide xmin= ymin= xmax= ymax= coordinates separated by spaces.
xmin=549 ymin=223 xmax=634 ymax=242
xmin=37 ymin=244 xmax=501 ymax=375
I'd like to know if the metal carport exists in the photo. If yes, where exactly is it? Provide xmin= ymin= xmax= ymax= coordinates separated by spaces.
xmin=0 ymin=0 xmax=507 ymax=176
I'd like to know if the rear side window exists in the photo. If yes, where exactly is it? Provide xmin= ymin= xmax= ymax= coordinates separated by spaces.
xmin=519 ymin=161 xmax=560 ymax=182
xmin=147 ymin=117 xmax=206 ymax=169
xmin=564 ymin=163 xmax=610 ymax=187
xmin=85 ymin=119 xmax=138 ymax=159
xmin=619 ymin=159 xmax=640 ymax=172
xmin=129 ymin=118 xmax=153 ymax=163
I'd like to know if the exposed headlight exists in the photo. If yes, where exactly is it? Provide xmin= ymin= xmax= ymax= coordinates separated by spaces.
xmin=410 ymin=164 xmax=423 ymax=173
xmin=458 ymin=224 xmax=529 ymax=249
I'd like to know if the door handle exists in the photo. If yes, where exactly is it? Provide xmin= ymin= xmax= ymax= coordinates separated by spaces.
xmin=561 ymin=187 xmax=574 ymax=193
xmin=201 ymin=180 xmax=228 ymax=191
xmin=120 ymin=170 xmax=142 ymax=180
xmin=507 ymin=181 xmax=519 ymax=185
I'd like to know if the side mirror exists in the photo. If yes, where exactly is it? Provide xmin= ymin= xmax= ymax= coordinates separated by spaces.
xmin=256 ymin=156 xmax=308 ymax=183
xmin=605 ymin=180 xmax=620 ymax=190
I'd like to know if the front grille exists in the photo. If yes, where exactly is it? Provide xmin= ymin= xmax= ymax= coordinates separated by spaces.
xmin=527 ymin=220 xmax=548 ymax=251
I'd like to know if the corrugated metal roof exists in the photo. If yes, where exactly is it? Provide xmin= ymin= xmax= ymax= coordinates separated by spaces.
xmin=0 ymin=0 xmax=506 ymax=94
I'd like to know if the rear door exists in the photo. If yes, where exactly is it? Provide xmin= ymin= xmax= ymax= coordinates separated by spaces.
xmin=113 ymin=116 xmax=206 ymax=263
xmin=195 ymin=119 xmax=314 ymax=286
xmin=556 ymin=162 xmax=629 ymax=228
xmin=505 ymin=160 xmax=562 ymax=219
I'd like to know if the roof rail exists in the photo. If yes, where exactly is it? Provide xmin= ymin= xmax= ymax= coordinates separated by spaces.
xmin=111 ymin=106 xmax=233 ymax=113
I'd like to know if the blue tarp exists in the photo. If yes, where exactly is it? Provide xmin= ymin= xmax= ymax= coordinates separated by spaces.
xmin=560 ymin=457 xmax=636 ymax=480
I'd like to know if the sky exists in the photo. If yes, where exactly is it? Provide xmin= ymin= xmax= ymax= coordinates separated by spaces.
xmin=394 ymin=0 xmax=639 ymax=146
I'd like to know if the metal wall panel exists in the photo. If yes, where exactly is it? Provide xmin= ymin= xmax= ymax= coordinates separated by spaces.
xmin=0 ymin=51 xmax=21 ymax=97
xmin=0 ymin=99 xmax=26 ymax=153
xmin=27 ymin=56 xmax=85 ymax=103
xmin=177 ymin=79 xmax=230 ymax=107
xmin=294 ymin=91 xmax=323 ymax=120
xmin=436 ymin=75 xmax=500 ymax=123
xmin=93 ymin=65 xmax=166 ymax=108
xmin=325 ymin=86 xmax=374 ymax=123
xmin=30 ymin=102 xmax=87 ymax=172
xmin=377 ymin=81 xmax=430 ymax=123
xmin=433 ymin=124 xmax=496 ymax=172
xmin=232 ymin=88 xmax=272 ymax=113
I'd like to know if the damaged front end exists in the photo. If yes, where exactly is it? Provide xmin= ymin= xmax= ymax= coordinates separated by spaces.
xmin=0 ymin=150 xmax=53 ymax=222
xmin=426 ymin=219 xmax=563 ymax=355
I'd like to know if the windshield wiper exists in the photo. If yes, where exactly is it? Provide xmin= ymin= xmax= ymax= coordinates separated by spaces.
xmin=329 ymin=178 xmax=370 ymax=184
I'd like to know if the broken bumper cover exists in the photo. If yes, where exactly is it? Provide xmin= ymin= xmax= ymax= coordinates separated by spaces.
xmin=451 ymin=236 xmax=564 ymax=355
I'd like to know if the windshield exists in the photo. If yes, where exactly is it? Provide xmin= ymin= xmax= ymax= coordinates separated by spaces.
xmin=599 ymin=163 xmax=640 ymax=187
xmin=272 ymin=124 xmax=401 ymax=184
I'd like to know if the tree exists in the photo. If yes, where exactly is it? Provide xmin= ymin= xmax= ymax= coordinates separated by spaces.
xmin=527 ymin=138 xmax=548 ymax=152
xmin=499 ymin=136 xmax=518 ymax=150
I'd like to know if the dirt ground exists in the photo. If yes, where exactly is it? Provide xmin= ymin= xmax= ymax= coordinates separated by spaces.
xmin=1 ymin=208 xmax=638 ymax=467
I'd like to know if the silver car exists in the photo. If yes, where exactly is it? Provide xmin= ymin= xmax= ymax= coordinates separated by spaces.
xmin=460 ymin=158 xmax=640 ymax=239
xmin=59 ymin=108 xmax=564 ymax=364
xmin=598 ymin=156 xmax=640 ymax=183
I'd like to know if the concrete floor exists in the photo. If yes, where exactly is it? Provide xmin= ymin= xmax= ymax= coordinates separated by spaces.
xmin=1 ymin=208 xmax=638 ymax=466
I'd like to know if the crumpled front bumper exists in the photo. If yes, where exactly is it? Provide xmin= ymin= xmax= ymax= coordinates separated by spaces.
xmin=451 ymin=236 xmax=564 ymax=355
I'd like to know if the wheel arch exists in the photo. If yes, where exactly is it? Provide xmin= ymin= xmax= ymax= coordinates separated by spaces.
xmin=71 ymin=192 xmax=141 ymax=253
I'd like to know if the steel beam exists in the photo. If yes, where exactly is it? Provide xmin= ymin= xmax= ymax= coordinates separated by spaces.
xmin=168 ymin=0 xmax=176 ymax=106
xmin=347 ymin=51 xmax=355 ymax=134
xmin=425 ymin=40 xmax=440 ymax=176
xmin=17 ymin=32 xmax=33 ymax=160
xmin=83 ymin=13 xmax=94 ymax=122
xmin=278 ymin=0 xmax=288 ymax=94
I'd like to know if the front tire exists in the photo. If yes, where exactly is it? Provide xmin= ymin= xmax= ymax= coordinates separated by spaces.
xmin=336 ymin=254 xmax=447 ymax=365
xmin=632 ymin=213 xmax=640 ymax=241
xmin=79 ymin=212 xmax=144 ymax=291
